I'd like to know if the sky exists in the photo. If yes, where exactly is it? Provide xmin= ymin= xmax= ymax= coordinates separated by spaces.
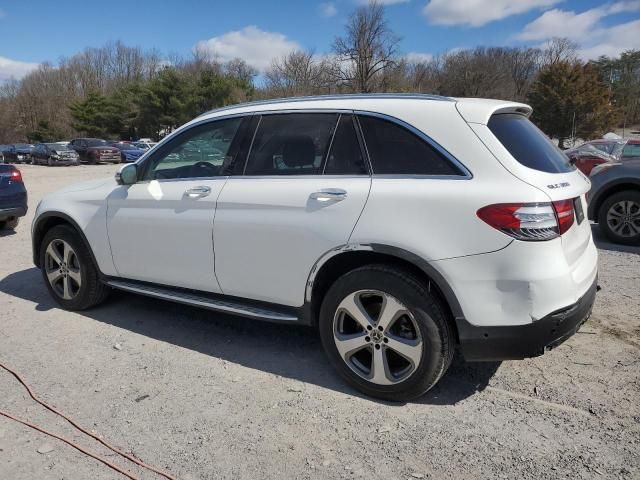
xmin=1 ymin=0 xmax=639 ymax=81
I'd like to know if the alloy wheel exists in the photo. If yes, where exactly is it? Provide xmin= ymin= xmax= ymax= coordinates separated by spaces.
xmin=333 ymin=290 xmax=423 ymax=386
xmin=44 ymin=239 xmax=82 ymax=300
xmin=606 ymin=200 xmax=640 ymax=238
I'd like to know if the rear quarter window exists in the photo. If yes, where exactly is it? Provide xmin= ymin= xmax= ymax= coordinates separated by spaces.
xmin=488 ymin=114 xmax=574 ymax=174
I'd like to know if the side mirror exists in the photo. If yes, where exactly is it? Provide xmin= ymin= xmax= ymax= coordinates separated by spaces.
xmin=115 ymin=163 xmax=138 ymax=185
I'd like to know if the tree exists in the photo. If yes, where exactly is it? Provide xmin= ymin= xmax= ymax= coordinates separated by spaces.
xmin=332 ymin=1 xmax=400 ymax=93
xmin=27 ymin=120 xmax=62 ymax=142
xmin=528 ymin=61 xmax=617 ymax=148
xmin=264 ymin=50 xmax=333 ymax=97
xmin=540 ymin=37 xmax=579 ymax=67
xmin=592 ymin=50 xmax=640 ymax=133
xmin=69 ymin=92 xmax=126 ymax=138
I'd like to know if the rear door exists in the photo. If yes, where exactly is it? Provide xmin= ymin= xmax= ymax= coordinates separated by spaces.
xmin=213 ymin=112 xmax=371 ymax=306
xmin=469 ymin=113 xmax=594 ymax=291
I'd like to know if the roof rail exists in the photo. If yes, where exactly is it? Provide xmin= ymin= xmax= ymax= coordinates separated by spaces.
xmin=198 ymin=93 xmax=454 ymax=117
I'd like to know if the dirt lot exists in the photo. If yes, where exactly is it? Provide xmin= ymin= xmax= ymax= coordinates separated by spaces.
xmin=1 ymin=163 xmax=639 ymax=480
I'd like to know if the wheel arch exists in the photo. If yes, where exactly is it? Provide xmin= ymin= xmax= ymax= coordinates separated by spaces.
xmin=32 ymin=212 xmax=100 ymax=272
xmin=589 ymin=181 xmax=640 ymax=221
xmin=303 ymin=244 xmax=465 ymax=340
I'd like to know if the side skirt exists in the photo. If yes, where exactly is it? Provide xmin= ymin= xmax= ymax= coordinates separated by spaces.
xmin=105 ymin=279 xmax=302 ymax=324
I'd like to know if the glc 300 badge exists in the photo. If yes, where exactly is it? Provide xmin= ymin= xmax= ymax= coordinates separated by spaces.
xmin=547 ymin=182 xmax=570 ymax=189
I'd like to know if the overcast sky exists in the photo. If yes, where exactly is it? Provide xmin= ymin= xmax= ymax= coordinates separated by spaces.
xmin=1 ymin=0 xmax=639 ymax=81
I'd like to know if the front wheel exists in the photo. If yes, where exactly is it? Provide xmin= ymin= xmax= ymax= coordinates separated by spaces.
xmin=319 ymin=265 xmax=455 ymax=402
xmin=598 ymin=190 xmax=640 ymax=245
xmin=40 ymin=225 xmax=110 ymax=310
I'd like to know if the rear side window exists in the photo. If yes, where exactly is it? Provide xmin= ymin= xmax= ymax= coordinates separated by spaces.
xmin=324 ymin=115 xmax=368 ymax=175
xmin=488 ymin=114 xmax=574 ymax=173
xmin=244 ymin=113 xmax=338 ymax=176
xmin=358 ymin=116 xmax=463 ymax=175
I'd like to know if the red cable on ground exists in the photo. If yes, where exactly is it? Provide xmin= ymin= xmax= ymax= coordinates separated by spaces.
xmin=0 ymin=362 xmax=177 ymax=480
xmin=0 ymin=409 xmax=138 ymax=480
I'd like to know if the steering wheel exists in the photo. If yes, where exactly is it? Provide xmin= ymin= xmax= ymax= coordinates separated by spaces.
xmin=190 ymin=161 xmax=217 ymax=176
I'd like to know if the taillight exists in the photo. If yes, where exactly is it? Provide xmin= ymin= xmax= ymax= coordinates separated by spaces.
xmin=10 ymin=169 xmax=23 ymax=183
xmin=552 ymin=199 xmax=575 ymax=235
xmin=477 ymin=200 xmax=575 ymax=241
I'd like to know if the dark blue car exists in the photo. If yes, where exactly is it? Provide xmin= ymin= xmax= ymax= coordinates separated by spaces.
xmin=110 ymin=142 xmax=145 ymax=163
xmin=0 ymin=164 xmax=27 ymax=230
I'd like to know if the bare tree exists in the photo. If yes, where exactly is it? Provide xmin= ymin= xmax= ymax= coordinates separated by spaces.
xmin=505 ymin=47 xmax=541 ymax=100
xmin=332 ymin=1 xmax=400 ymax=93
xmin=264 ymin=50 xmax=333 ymax=97
xmin=541 ymin=37 xmax=579 ymax=66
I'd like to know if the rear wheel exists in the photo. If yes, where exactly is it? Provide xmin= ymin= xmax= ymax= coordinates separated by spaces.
xmin=598 ymin=190 xmax=640 ymax=245
xmin=40 ymin=225 xmax=110 ymax=310
xmin=319 ymin=265 xmax=455 ymax=402
xmin=47 ymin=157 xmax=54 ymax=166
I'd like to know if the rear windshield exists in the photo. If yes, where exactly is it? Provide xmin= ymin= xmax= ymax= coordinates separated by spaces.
xmin=488 ymin=114 xmax=574 ymax=173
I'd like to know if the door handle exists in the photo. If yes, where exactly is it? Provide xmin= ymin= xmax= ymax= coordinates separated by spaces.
xmin=310 ymin=188 xmax=347 ymax=202
xmin=185 ymin=186 xmax=212 ymax=198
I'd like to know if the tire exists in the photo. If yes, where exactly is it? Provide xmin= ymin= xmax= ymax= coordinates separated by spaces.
xmin=40 ymin=225 xmax=110 ymax=310
xmin=48 ymin=157 xmax=54 ymax=166
xmin=0 ymin=217 xmax=19 ymax=230
xmin=319 ymin=264 xmax=455 ymax=402
xmin=598 ymin=190 xmax=640 ymax=246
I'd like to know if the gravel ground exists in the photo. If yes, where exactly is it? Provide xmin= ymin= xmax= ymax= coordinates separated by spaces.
xmin=1 ymin=163 xmax=639 ymax=480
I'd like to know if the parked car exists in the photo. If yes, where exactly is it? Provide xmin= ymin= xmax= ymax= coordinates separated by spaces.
xmin=585 ymin=139 xmax=627 ymax=159
xmin=110 ymin=142 xmax=145 ymax=163
xmin=620 ymin=139 xmax=640 ymax=161
xmin=588 ymin=159 xmax=640 ymax=245
xmin=564 ymin=143 xmax=617 ymax=176
xmin=0 ymin=164 xmax=27 ymax=230
xmin=4 ymin=144 xmax=35 ymax=164
xmin=69 ymin=138 xmax=121 ymax=164
xmin=32 ymin=94 xmax=597 ymax=401
xmin=133 ymin=142 xmax=158 ymax=152
xmin=32 ymin=143 xmax=80 ymax=166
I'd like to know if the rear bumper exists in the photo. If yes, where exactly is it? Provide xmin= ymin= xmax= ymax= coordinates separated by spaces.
xmin=458 ymin=277 xmax=597 ymax=361
xmin=0 ymin=205 xmax=27 ymax=220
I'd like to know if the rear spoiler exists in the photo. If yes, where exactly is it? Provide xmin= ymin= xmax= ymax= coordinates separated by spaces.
xmin=454 ymin=99 xmax=532 ymax=125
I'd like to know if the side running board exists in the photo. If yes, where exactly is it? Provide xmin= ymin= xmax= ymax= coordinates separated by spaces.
xmin=106 ymin=280 xmax=298 ymax=322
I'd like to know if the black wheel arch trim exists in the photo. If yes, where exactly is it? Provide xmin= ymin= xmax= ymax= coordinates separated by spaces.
xmin=302 ymin=243 xmax=466 ymax=328
xmin=32 ymin=211 xmax=102 ymax=275
xmin=588 ymin=179 xmax=640 ymax=220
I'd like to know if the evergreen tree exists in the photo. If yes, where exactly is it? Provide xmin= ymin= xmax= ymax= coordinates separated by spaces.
xmin=528 ymin=61 xmax=617 ymax=148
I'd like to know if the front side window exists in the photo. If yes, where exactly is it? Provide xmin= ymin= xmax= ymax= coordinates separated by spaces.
xmin=244 ymin=113 xmax=338 ymax=176
xmin=143 ymin=117 xmax=242 ymax=180
xmin=358 ymin=116 xmax=464 ymax=175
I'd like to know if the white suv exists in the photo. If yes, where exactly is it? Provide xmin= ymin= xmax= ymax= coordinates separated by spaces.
xmin=32 ymin=94 xmax=598 ymax=401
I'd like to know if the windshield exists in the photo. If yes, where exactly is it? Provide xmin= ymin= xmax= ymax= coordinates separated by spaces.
xmin=488 ymin=114 xmax=574 ymax=173
xmin=87 ymin=139 xmax=109 ymax=147
xmin=15 ymin=144 xmax=34 ymax=149
xmin=45 ymin=143 xmax=71 ymax=150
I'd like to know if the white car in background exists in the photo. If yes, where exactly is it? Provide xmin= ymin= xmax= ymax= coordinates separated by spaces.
xmin=31 ymin=94 xmax=598 ymax=400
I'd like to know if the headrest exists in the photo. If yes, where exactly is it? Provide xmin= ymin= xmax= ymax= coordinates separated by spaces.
xmin=282 ymin=136 xmax=316 ymax=168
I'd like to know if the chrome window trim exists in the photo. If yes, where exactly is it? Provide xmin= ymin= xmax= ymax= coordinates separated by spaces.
xmin=138 ymin=107 xmax=472 ymax=181
xmin=354 ymin=110 xmax=473 ymax=179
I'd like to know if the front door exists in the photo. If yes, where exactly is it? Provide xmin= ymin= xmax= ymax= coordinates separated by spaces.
xmin=213 ymin=112 xmax=371 ymax=306
xmin=106 ymin=116 xmax=246 ymax=292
